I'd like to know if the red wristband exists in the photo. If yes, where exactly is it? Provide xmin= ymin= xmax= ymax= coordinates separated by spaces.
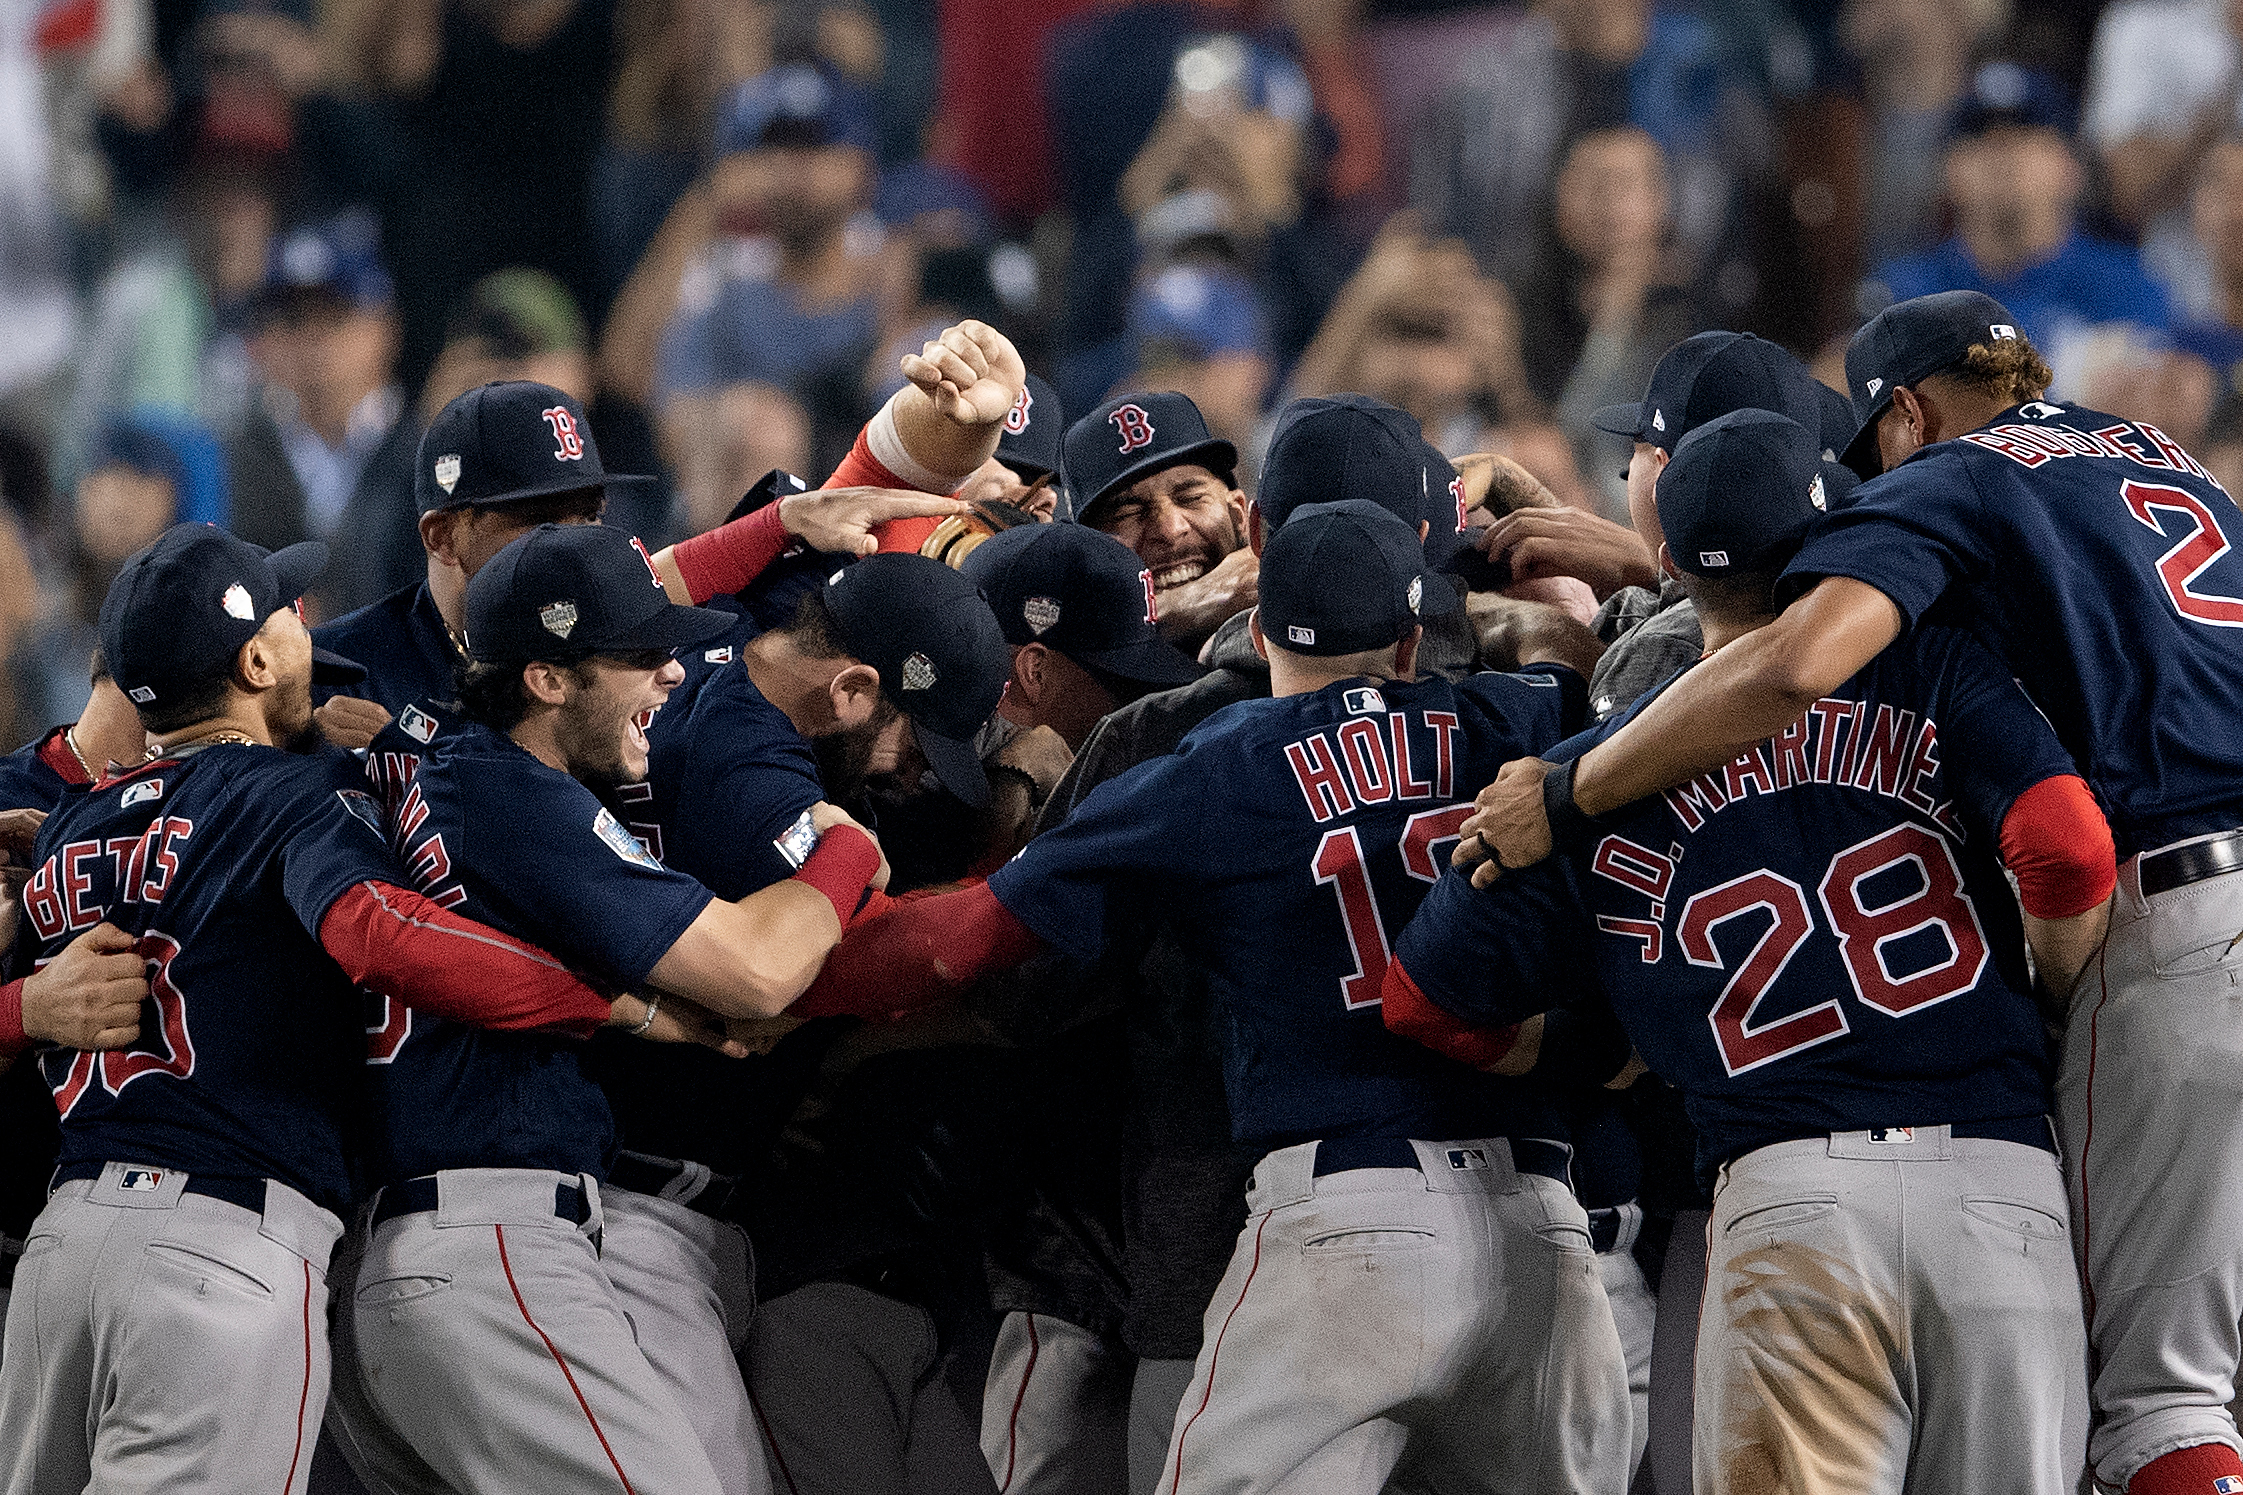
xmin=0 ymin=977 xmax=29 ymax=1057
xmin=793 ymin=825 xmax=882 ymax=926
xmin=670 ymin=500 xmax=790 ymax=604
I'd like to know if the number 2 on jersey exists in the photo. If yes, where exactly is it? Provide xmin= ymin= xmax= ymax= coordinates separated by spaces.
xmin=1312 ymin=805 xmax=1474 ymax=1009
xmin=2125 ymin=478 xmax=2243 ymax=627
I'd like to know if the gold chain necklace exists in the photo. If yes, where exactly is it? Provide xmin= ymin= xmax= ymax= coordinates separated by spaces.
xmin=147 ymin=728 xmax=259 ymax=761
xmin=60 ymin=724 xmax=96 ymax=779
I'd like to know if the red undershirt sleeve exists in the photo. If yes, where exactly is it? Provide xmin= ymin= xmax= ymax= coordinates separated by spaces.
xmin=320 ymin=882 xmax=615 ymax=1038
xmin=0 ymin=977 xmax=27 ymax=1057
xmin=669 ymin=500 xmax=790 ymax=606
xmin=1380 ymin=958 xmax=1525 ymax=1071
xmin=1999 ymin=774 xmax=2117 ymax=920
xmin=792 ymin=880 xmax=1044 ymax=1019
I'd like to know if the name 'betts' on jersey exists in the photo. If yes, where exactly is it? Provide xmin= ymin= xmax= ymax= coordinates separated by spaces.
xmin=18 ymin=745 xmax=400 ymax=1212
xmin=1397 ymin=626 xmax=2073 ymax=1186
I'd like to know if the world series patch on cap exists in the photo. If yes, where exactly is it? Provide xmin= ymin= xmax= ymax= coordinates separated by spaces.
xmin=959 ymin=524 xmax=1201 ymax=688
xmin=466 ymin=524 xmax=734 ymax=665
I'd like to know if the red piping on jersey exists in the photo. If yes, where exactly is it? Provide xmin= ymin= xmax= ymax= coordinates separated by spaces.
xmin=2078 ymin=940 xmax=2110 ymax=1324
xmin=496 ymin=1224 xmax=636 ymax=1493
xmin=1169 ymin=1213 xmax=1272 ymax=1495
xmin=998 ymin=1313 xmax=1041 ymax=1491
xmin=34 ymin=726 xmax=91 ymax=786
xmin=746 ymin=1383 xmax=802 ymax=1495
xmin=283 ymin=1258 xmax=313 ymax=1493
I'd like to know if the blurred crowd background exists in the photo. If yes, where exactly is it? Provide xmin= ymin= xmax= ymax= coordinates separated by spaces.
xmin=0 ymin=0 xmax=2232 ymax=746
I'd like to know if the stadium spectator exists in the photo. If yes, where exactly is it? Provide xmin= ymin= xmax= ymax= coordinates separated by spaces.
xmin=1868 ymin=62 xmax=2171 ymax=377
xmin=223 ymin=211 xmax=419 ymax=618
xmin=1121 ymin=262 xmax=1273 ymax=454
xmin=1841 ymin=0 xmax=2013 ymax=267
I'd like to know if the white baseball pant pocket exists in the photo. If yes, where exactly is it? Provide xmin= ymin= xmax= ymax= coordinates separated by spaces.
xmin=352 ymin=1169 xmax=726 ymax=1495
xmin=0 ymin=1165 xmax=341 ymax=1495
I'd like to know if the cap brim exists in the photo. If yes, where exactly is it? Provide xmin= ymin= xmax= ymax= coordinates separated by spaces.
xmin=1838 ymin=405 xmax=1888 ymax=481
xmin=311 ymin=646 xmax=368 ymax=686
xmin=268 ymin=540 xmax=329 ymax=601
xmin=913 ymin=722 xmax=991 ymax=808
xmin=424 ymin=472 xmax=660 ymax=513
xmin=601 ymin=601 xmax=739 ymax=654
xmin=1073 ymin=636 xmax=1204 ymax=687
xmin=1079 ymin=438 xmax=1238 ymax=522
xmin=1590 ymin=403 xmax=1645 ymax=439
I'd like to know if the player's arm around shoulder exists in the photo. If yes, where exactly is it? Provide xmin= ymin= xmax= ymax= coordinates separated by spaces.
xmin=647 ymin=802 xmax=890 ymax=1018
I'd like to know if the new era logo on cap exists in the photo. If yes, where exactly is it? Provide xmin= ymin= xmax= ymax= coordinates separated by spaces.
xmin=1651 ymin=409 xmax=1665 ymax=432
xmin=1866 ymin=378 xmax=1883 ymax=398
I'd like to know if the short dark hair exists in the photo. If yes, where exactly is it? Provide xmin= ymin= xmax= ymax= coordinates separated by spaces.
xmin=88 ymin=647 xmax=109 ymax=686
xmin=1677 ymin=565 xmax=1789 ymax=625
xmin=454 ymin=656 xmax=595 ymax=732
xmin=441 ymin=486 xmax=606 ymax=524
xmin=134 ymin=669 xmax=234 ymax=736
xmin=778 ymin=589 xmax=857 ymax=660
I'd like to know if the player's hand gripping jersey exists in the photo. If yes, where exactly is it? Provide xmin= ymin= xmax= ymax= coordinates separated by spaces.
xmin=1394 ymin=625 xmax=2092 ymax=1185
xmin=1787 ymin=400 xmax=2243 ymax=854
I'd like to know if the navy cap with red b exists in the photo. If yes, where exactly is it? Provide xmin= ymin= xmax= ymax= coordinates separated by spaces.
xmin=465 ymin=524 xmax=735 ymax=665
xmin=959 ymin=524 xmax=1202 ymax=690
xmin=822 ymin=554 xmax=1012 ymax=807
xmin=101 ymin=523 xmax=367 ymax=710
xmin=1063 ymin=391 xmax=1238 ymax=527
xmin=417 ymin=381 xmax=657 ymax=515
xmin=1258 ymin=499 xmax=1454 ymax=658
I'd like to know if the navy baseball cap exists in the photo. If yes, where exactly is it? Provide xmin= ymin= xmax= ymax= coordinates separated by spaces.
xmin=997 ymin=373 xmax=1064 ymax=483
xmin=822 ymin=554 xmax=1011 ymax=807
xmin=1592 ymin=332 xmax=1826 ymax=457
xmin=101 ymin=523 xmax=365 ymax=709
xmin=960 ymin=524 xmax=1202 ymax=688
xmin=715 ymin=65 xmax=877 ymax=158
xmin=1949 ymin=61 xmax=2075 ymax=141
xmin=1839 ymin=290 xmax=2022 ymax=478
xmin=1064 ymin=391 xmax=1238 ymax=527
xmin=1657 ymin=410 xmax=1851 ymax=578
xmin=417 ymin=381 xmax=656 ymax=515
xmin=1259 ymin=499 xmax=1450 ymax=657
xmin=1258 ymin=395 xmax=1467 ymax=570
xmin=465 ymin=524 xmax=734 ymax=665
xmin=258 ymin=211 xmax=393 ymax=315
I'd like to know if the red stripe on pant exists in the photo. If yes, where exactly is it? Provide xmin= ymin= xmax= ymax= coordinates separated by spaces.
xmin=496 ymin=1223 xmax=638 ymax=1493
xmin=999 ymin=1313 xmax=1043 ymax=1490
xmin=283 ymin=1258 xmax=313 ymax=1492
xmin=1169 ymin=1214 xmax=1273 ymax=1495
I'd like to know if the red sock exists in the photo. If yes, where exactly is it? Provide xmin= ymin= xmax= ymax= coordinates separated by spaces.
xmin=2129 ymin=1443 xmax=2243 ymax=1495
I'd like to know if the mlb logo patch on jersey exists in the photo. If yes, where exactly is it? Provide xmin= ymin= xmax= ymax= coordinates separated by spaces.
xmin=335 ymin=789 xmax=386 ymax=835
xmin=2211 ymin=1476 xmax=2243 ymax=1492
xmin=121 ymin=778 xmax=163 ymax=807
xmin=1445 ymin=1147 xmax=1489 ymax=1172
xmin=593 ymin=806 xmax=663 ymax=869
xmin=1342 ymin=686 xmax=1386 ymax=716
xmin=120 ymin=1169 xmax=164 ymax=1191
xmin=397 ymin=704 xmax=439 ymax=743
xmin=1869 ymin=1126 xmax=1916 ymax=1145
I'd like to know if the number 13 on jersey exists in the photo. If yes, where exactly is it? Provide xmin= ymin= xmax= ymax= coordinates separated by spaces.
xmin=1312 ymin=805 xmax=1475 ymax=1009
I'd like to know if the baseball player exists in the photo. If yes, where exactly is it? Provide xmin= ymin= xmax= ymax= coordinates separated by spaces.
xmin=571 ymin=549 xmax=1011 ymax=1495
xmin=803 ymin=496 xmax=1630 ymax=1495
xmin=0 ymin=524 xmax=680 ymax=1495
xmin=334 ymin=523 xmax=905 ymax=1495
xmin=959 ymin=372 xmax=1070 ymax=521
xmin=0 ymin=655 xmax=147 ymax=806
xmin=1459 ymin=290 xmax=2243 ymax=1495
xmin=1392 ymin=407 xmax=2111 ymax=1493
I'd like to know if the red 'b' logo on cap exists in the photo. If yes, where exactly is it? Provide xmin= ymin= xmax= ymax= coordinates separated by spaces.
xmin=1004 ymin=386 xmax=1033 ymax=435
xmin=1450 ymin=474 xmax=1467 ymax=532
xmin=1139 ymin=567 xmax=1158 ymax=624
xmin=541 ymin=406 xmax=586 ymax=461
xmin=629 ymin=536 xmax=664 ymax=588
xmin=1109 ymin=403 xmax=1155 ymax=455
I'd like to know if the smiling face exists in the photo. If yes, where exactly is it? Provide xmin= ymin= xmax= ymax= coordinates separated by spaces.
xmin=551 ymin=651 xmax=685 ymax=789
xmin=1088 ymin=462 xmax=1247 ymax=593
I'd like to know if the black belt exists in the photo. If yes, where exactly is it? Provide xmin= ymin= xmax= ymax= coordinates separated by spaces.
xmin=2141 ymin=830 xmax=2243 ymax=897
xmin=371 ymin=1175 xmax=591 ymax=1230
xmin=52 ymin=1159 xmax=266 ymax=1214
xmin=1950 ymin=1116 xmax=2059 ymax=1154
xmin=1587 ymin=1207 xmax=1625 ymax=1255
xmin=1310 ymin=1135 xmax=1572 ymax=1184
xmin=604 ymin=1152 xmax=737 ymax=1218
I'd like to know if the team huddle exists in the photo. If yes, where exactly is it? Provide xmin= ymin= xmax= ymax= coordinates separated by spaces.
xmin=0 ymin=293 xmax=2240 ymax=1495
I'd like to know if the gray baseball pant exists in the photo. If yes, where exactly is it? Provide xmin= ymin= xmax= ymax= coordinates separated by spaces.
xmin=980 ymin=1311 xmax=1131 ymax=1495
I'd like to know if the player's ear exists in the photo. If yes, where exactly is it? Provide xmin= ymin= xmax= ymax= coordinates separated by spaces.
xmin=1246 ymin=500 xmax=1266 ymax=557
xmin=1656 ymin=541 xmax=1680 ymax=581
xmin=521 ymin=660 xmax=573 ymax=707
xmin=1013 ymin=643 xmax=1045 ymax=703
xmin=829 ymin=663 xmax=883 ymax=729
xmin=1247 ymin=607 xmax=1269 ymax=663
xmin=420 ymin=508 xmax=467 ymax=568
xmin=236 ymin=611 xmax=290 ymax=691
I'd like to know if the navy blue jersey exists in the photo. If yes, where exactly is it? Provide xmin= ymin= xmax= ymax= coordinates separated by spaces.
xmin=584 ymin=656 xmax=824 ymax=1174
xmin=313 ymin=582 xmax=459 ymax=714
xmin=0 ymin=726 xmax=91 ymax=811
xmin=1786 ymin=401 xmax=2243 ymax=856
xmin=365 ymin=722 xmax=715 ymax=1186
xmin=990 ymin=669 xmax=1585 ymax=1150
xmin=1396 ymin=626 xmax=2071 ymax=1187
xmin=20 ymin=745 xmax=399 ymax=1212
